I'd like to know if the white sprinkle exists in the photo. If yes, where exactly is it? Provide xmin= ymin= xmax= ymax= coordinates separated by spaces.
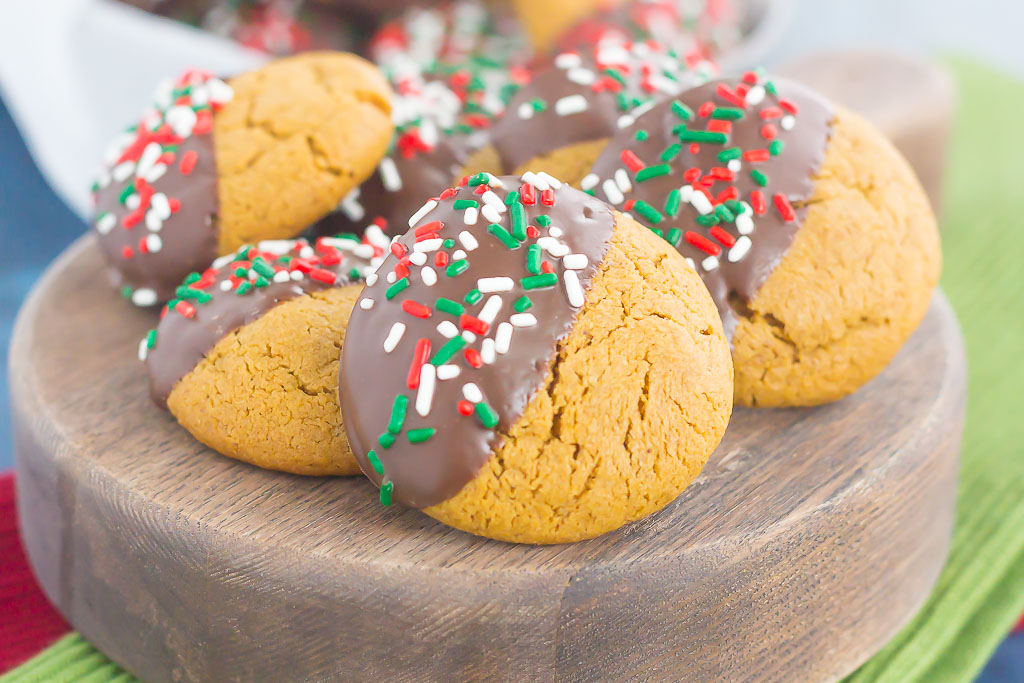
xmin=379 ymin=157 xmax=403 ymax=192
xmin=258 ymin=240 xmax=294 ymax=254
xmin=481 ymin=190 xmax=506 ymax=213
xmin=291 ymin=270 xmax=304 ymax=281
xmin=614 ymin=168 xmax=632 ymax=193
xmin=437 ymin=320 xmax=459 ymax=338
xmin=151 ymin=193 xmax=171 ymax=220
xmin=271 ymin=270 xmax=290 ymax=283
xmin=736 ymin=212 xmax=754 ymax=235
xmin=365 ymin=272 xmax=378 ymax=286
xmin=138 ymin=338 xmax=149 ymax=362
xmin=536 ymin=172 xmax=562 ymax=189
xmin=206 ymin=78 xmax=234 ymax=104
xmin=477 ymin=277 xmax=514 ymax=293
xmin=364 ymin=224 xmax=389 ymax=249
xmin=461 ymin=331 xmax=477 ymax=344
xmin=436 ymin=364 xmax=461 ymax=380
xmin=495 ymin=322 xmax=513 ymax=354
xmin=165 ymin=105 xmax=197 ymax=138
xmin=299 ymin=245 xmax=315 ymax=258
xmin=685 ymin=257 xmax=696 ymax=270
xmin=338 ymin=189 xmax=365 ymax=221
xmin=421 ymin=267 xmax=437 ymax=286
xmin=383 ymin=322 xmax=406 ymax=353
xmin=481 ymin=338 xmax=496 ymax=364
xmin=518 ymin=102 xmax=535 ymax=119
xmin=413 ymin=238 xmax=444 ymax=253
xmin=728 ymin=236 xmax=752 ymax=262
xmin=464 ymin=207 xmax=479 ymax=225
xmin=617 ymin=114 xmax=636 ymax=129
xmin=320 ymin=237 xmax=356 ymax=251
xmin=745 ymin=85 xmax=766 ymax=106
xmin=462 ymin=383 xmax=483 ymax=403
xmin=131 ymin=288 xmax=158 ymax=307
xmin=409 ymin=251 xmax=427 ymax=266
xmin=354 ymin=244 xmax=376 ymax=259
xmin=484 ymin=174 xmax=504 ymax=188
xmin=781 ymin=115 xmax=796 ymax=131
xmin=580 ymin=173 xmax=599 ymax=191
xmin=219 ymin=279 xmax=233 ymax=291
xmin=555 ymin=94 xmax=589 ymax=116
xmin=602 ymin=179 xmax=624 ymax=205
xmin=386 ymin=271 xmax=397 ymax=284
xmin=145 ymin=163 xmax=167 ymax=184
xmin=479 ymin=295 xmax=502 ymax=324
xmin=415 ymin=364 xmax=436 ymax=416
xmin=408 ymin=199 xmax=438 ymax=227
xmin=554 ymin=52 xmax=582 ymax=69
xmin=563 ymin=254 xmax=588 ymax=270
xmin=459 ymin=231 xmax=479 ymax=251
xmin=691 ymin=188 xmax=714 ymax=215
xmin=135 ymin=142 xmax=162 ymax=179
xmin=452 ymin=249 xmax=467 ymax=261
xmin=537 ymin=237 xmax=570 ymax=257
xmin=679 ymin=184 xmax=694 ymax=203
xmin=520 ymin=171 xmax=548 ymax=191
xmin=95 ymin=213 xmax=116 ymax=235
xmin=510 ymin=313 xmax=538 ymax=328
xmin=359 ymin=298 xmax=374 ymax=310
xmin=567 ymin=67 xmax=596 ymax=85
xmin=728 ymin=159 xmax=742 ymax=173
xmin=125 ymin=193 xmax=141 ymax=211
xmin=481 ymin=204 xmax=503 ymax=224
xmin=563 ymin=270 xmax=585 ymax=307
xmin=702 ymin=255 xmax=720 ymax=271
xmin=145 ymin=234 xmax=162 ymax=253
xmin=548 ymin=226 xmax=563 ymax=238
xmin=213 ymin=253 xmax=234 ymax=269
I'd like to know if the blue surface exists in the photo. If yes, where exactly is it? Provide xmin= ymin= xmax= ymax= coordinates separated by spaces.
xmin=0 ymin=90 xmax=1021 ymax=683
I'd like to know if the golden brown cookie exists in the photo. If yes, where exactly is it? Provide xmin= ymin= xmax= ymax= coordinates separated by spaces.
xmin=142 ymin=236 xmax=386 ymax=475
xmin=587 ymin=74 xmax=941 ymax=407
xmin=339 ymin=173 xmax=733 ymax=544
xmin=92 ymin=53 xmax=392 ymax=307
xmin=512 ymin=0 xmax=611 ymax=52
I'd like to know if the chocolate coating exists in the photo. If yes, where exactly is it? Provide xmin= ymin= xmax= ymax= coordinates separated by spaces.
xmin=339 ymin=174 xmax=615 ymax=508
xmin=491 ymin=44 xmax=711 ymax=172
xmin=588 ymin=76 xmax=834 ymax=337
xmin=146 ymin=237 xmax=380 ymax=408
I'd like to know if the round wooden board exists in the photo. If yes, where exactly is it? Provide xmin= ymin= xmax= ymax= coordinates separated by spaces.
xmin=13 ymin=237 xmax=965 ymax=683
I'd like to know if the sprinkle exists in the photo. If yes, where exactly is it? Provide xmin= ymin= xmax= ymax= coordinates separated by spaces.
xmin=436 ymin=320 xmax=459 ymax=338
xmin=367 ymin=450 xmax=384 ymax=475
xmin=421 ymin=267 xmax=437 ymax=286
xmin=436 ymin=364 xmax=460 ymax=380
xmin=487 ymin=223 xmax=520 ymax=249
xmin=436 ymin=297 xmax=464 ymax=316
xmin=401 ymin=300 xmax=432 ymax=319
xmin=562 ymin=254 xmax=588 ymax=270
xmin=379 ymin=157 xmax=402 ymax=192
xmin=685 ymin=231 xmax=722 ymax=256
xmin=462 ymin=383 xmax=483 ymax=403
xmin=359 ymin=298 xmax=374 ymax=310
xmin=385 ymin=278 xmax=410 ymax=299
xmin=446 ymin=259 xmax=469 ymax=277
xmin=481 ymin=338 xmax=496 ymax=364
xmin=431 ymin=336 xmax=467 ymax=366
xmin=555 ymin=94 xmax=589 ymax=115
xmin=702 ymin=256 xmax=720 ymax=271
xmin=750 ymin=169 xmax=768 ymax=187
xmin=522 ymin=273 xmax=558 ymax=289
xmin=379 ymin=481 xmax=393 ymax=506
xmin=678 ymin=130 xmax=728 ymax=144
xmin=310 ymin=268 xmax=337 ymax=284
xmin=415 ymin=364 xmax=436 ymax=416
xmin=634 ymin=200 xmax=664 ymax=224
xmin=620 ymin=149 xmax=645 ymax=172
xmin=672 ymin=100 xmax=694 ymax=120
xmin=408 ymin=200 xmax=437 ymax=227
xmin=131 ymin=288 xmax=158 ymax=307
xmin=774 ymin=193 xmax=796 ymax=222
xmin=510 ymin=313 xmax=538 ymax=328
xmin=562 ymin=269 xmax=585 ymax=307
xmin=407 ymin=427 xmax=436 ymax=444
xmin=387 ymin=395 xmax=408 ymax=434
xmin=179 ymin=150 xmax=198 ymax=175
xmin=458 ymin=231 xmax=479 ymax=251
xmin=477 ymin=277 xmax=515 ymax=293
xmin=729 ymin=236 xmax=752 ymax=262
xmin=383 ymin=322 xmax=406 ymax=353
xmin=464 ymin=289 xmax=483 ymax=305
xmin=407 ymin=338 xmax=431 ymax=389
xmin=513 ymin=296 xmax=533 ymax=312
xmin=602 ymin=179 xmax=624 ymax=205
xmin=635 ymin=164 xmax=671 ymax=182
xmin=478 ymin=295 xmax=503 ymax=324
xmin=414 ymin=238 xmax=444 ymax=253
xmin=474 ymin=402 xmax=499 ymax=428
xmin=495 ymin=322 xmax=513 ymax=354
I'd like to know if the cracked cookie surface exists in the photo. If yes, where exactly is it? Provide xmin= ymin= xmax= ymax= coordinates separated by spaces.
xmin=214 ymin=52 xmax=394 ymax=252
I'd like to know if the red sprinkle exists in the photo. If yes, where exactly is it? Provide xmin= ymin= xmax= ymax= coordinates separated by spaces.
xmin=710 ymin=167 xmax=735 ymax=181
xmin=751 ymin=190 xmax=767 ymax=215
xmin=464 ymin=348 xmax=483 ymax=368
xmin=779 ymin=99 xmax=799 ymax=115
xmin=710 ymin=226 xmax=737 ymax=247
xmin=760 ymin=107 xmax=783 ymax=120
xmin=717 ymin=187 xmax=739 ymax=203
xmin=174 ymin=300 xmax=196 ymax=318
xmin=434 ymin=251 xmax=449 ymax=267
xmin=689 ymin=143 xmax=701 ymax=155
xmin=697 ymin=101 xmax=715 ymax=118
xmin=460 ymin=314 xmax=490 ymax=335
xmin=309 ymin=268 xmax=337 ymax=284
xmin=742 ymin=71 xmax=759 ymax=85
xmin=540 ymin=189 xmax=555 ymax=206
xmin=685 ymin=231 xmax=722 ymax=256
xmin=407 ymin=339 xmax=431 ymax=389
xmin=526 ymin=225 xmax=540 ymax=239
xmin=715 ymin=83 xmax=747 ymax=108
xmin=439 ymin=187 xmax=458 ymax=200
xmin=520 ymin=183 xmax=536 ymax=205
xmin=179 ymin=150 xmax=198 ymax=175
xmin=457 ymin=400 xmax=475 ymax=416
xmin=393 ymin=262 xmax=410 ymax=280
xmin=620 ymin=149 xmax=645 ymax=173
xmin=743 ymin=149 xmax=770 ymax=163
xmin=402 ymin=300 xmax=432 ymax=319
xmin=415 ymin=220 xmax=444 ymax=237
xmin=623 ymin=199 xmax=636 ymax=211
xmin=540 ymin=261 xmax=555 ymax=274
xmin=168 ymin=198 xmax=181 ymax=213
xmin=774 ymin=193 xmax=796 ymax=222
xmin=391 ymin=241 xmax=408 ymax=258
xmin=683 ymin=167 xmax=702 ymax=183
xmin=761 ymin=124 xmax=778 ymax=140
xmin=707 ymin=119 xmax=731 ymax=134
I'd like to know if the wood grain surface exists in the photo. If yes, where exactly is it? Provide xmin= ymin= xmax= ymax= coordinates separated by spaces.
xmin=12 ymin=237 xmax=966 ymax=683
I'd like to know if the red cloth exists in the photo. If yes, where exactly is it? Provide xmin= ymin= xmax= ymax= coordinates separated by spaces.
xmin=0 ymin=471 xmax=70 ymax=674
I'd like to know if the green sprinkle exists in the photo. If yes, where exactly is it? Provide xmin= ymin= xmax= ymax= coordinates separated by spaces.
xmin=236 ymin=281 xmax=253 ymax=295
xmin=234 ymin=267 xmax=248 ymax=278
xmin=531 ymin=98 xmax=547 ymax=112
xmin=696 ymin=214 xmax=720 ymax=226
xmin=468 ymin=173 xmax=490 ymax=186
xmin=121 ymin=286 xmax=133 ymax=299
xmin=348 ymin=268 xmax=362 ymax=280
xmin=765 ymin=81 xmax=778 ymax=96
xmin=604 ymin=67 xmax=627 ymax=85
xmin=118 ymin=185 xmax=135 ymax=205
xmin=522 ymin=273 xmax=558 ymax=290
xmin=635 ymin=164 xmax=671 ymax=182
xmin=367 ymin=450 xmax=384 ymax=475
xmin=666 ymin=228 xmax=683 ymax=246
xmin=726 ymin=200 xmax=744 ymax=214
xmin=513 ymin=296 xmax=533 ymax=312
xmin=715 ymin=205 xmax=736 ymax=222
xmin=665 ymin=189 xmax=682 ymax=217
xmin=634 ymin=129 xmax=649 ymax=142
xmin=527 ymin=244 xmax=542 ymax=274
xmin=378 ymin=432 xmax=395 ymax=449
xmin=145 ymin=329 xmax=157 ymax=349
xmin=183 ymin=272 xmax=201 ymax=285
xmin=175 ymin=286 xmax=211 ymax=304
xmin=431 ymin=336 xmax=467 ymax=366
xmin=660 ymin=143 xmax=682 ymax=162
xmin=251 ymin=257 xmax=275 ymax=278
xmin=633 ymin=200 xmax=665 ymax=224
xmin=453 ymin=199 xmax=478 ymax=209
xmin=446 ymin=259 xmax=469 ymax=277
xmin=711 ymin=107 xmax=744 ymax=120
xmin=504 ymin=191 xmax=520 ymax=206
xmin=750 ymin=169 xmax=768 ymax=187
xmin=769 ymin=140 xmax=784 ymax=156
xmin=651 ymin=228 xmax=664 ymax=239
xmin=510 ymin=201 xmax=527 ymax=241
xmin=166 ymin=298 xmax=181 ymax=310
xmin=254 ymin=276 xmax=270 ymax=288
xmin=488 ymin=223 xmax=520 ymax=249
xmin=717 ymin=147 xmax=743 ymax=162
xmin=678 ymin=130 xmax=728 ymax=144
xmin=380 ymin=481 xmax=394 ymax=506
xmin=407 ymin=428 xmax=436 ymax=444
xmin=671 ymin=100 xmax=694 ymax=121
xmin=436 ymin=298 xmax=464 ymax=316
xmin=387 ymin=395 xmax=408 ymax=435
xmin=233 ymin=247 xmax=252 ymax=262
xmin=464 ymin=289 xmax=482 ymax=305
xmin=443 ymin=238 xmax=456 ymax=249
xmin=385 ymin=277 xmax=410 ymax=299
xmin=536 ymin=215 xmax=552 ymax=227
xmin=474 ymin=402 xmax=499 ymax=429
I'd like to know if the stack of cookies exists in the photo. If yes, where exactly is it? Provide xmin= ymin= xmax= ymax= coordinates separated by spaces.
xmin=90 ymin=0 xmax=940 ymax=545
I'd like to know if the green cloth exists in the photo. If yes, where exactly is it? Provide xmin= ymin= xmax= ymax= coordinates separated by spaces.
xmin=3 ymin=58 xmax=1023 ymax=683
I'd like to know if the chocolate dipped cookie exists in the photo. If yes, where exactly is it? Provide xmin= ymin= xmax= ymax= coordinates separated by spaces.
xmin=586 ymin=73 xmax=941 ymax=407
xmin=339 ymin=172 xmax=733 ymax=544
xmin=142 ymin=236 xmax=384 ymax=475
xmin=488 ymin=42 xmax=713 ymax=187
xmin=92 ymin=52 xmax=393 ymax=307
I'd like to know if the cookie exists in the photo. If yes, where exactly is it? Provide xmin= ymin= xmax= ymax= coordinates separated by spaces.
xmin=92 ymin=52 xmax=393 ymax=307
xmin=142 ymin=236 xmax=384 ymax=475
xmin=488 ymin=43 xmax=714 ymax=187
xmin=339 ymin=173 xmax=733 ymax=544
xmin=587 ymin=73 xmax=941 ymax=407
